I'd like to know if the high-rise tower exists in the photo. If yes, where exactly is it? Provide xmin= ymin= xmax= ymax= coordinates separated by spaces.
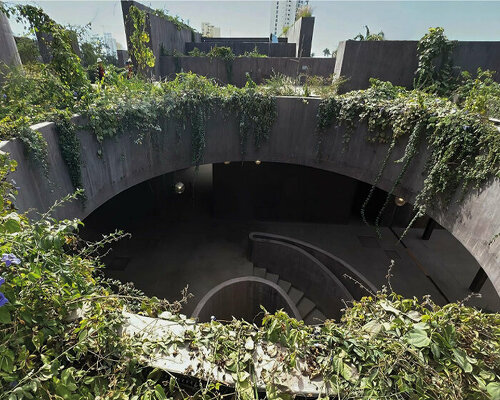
xmin=270 ymin=0 xmax=309 ymax=37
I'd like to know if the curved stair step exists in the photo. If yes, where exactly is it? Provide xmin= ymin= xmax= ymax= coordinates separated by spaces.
xmin=288 ymin=287 xmax=304 ymax=305
xmin=277 ymin=279 xmax=292 ymax=293
xmin=265 ymin=272 xmax=279 ymax=283
xmin=253 ymin=266 xmax=266 ymax=278
xmin=304 ymin=309 xmax=327 ymax=325
xmin=297 ymin=297 xmax=316 ymax=318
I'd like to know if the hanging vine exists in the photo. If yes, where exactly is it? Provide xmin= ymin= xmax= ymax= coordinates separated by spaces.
xmin=316 ymin=79 xmax=499 ymax=236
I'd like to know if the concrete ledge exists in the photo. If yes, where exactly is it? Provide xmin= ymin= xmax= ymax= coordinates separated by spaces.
xmin=0 ymin=97 xmax=498 ymax=294
xmin=335 ymin=40 xmax=500 ymax=92
xmin=160 ymin=56 xmax=335 ymax=87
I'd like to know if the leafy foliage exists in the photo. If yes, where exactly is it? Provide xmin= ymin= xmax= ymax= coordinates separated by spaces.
xmin=13 ymin=36 xmax=41 ymax=64
xmin=414 ymin=27 xmax=456 ymax=95
xmin=353 ymin=25 xmax=385 ymax=41
xmin=317 ymin=79 xmax=500 ymax=235
xmin=127 ymin=6 xmax=155 ymax=76
xmin=296 ymin=5 xmax=313 ymax=19
xmin=0 ymin=150 xmax=497 ymax=399
xmin=152 ymin=8 xmax=196 ymax=33
xmin=455 ymin=68 xmax=500 ymax=119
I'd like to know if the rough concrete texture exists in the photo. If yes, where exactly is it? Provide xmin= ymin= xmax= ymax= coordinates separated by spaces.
xmin=285 ymin=17 xmax=315 ymax=58
xmin=121 ymin=0 xmax=200 ymax=78
xmin=0 ymin=97 xmax=499 ymax=295
xmin=160 ymin=56 xmax=336 ymax=86
xmin=184 ymin=42 xmax=296 ymax=57
xmin=117 ymin=49 xmax=129 ymax=67
xmin=335 ymin=40 xmax=500 ymax=92
xmin=0 ymin=7 xmax=21 ymax=74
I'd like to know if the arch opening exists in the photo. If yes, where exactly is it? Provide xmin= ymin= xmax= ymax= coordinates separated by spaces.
xmin=81 ymin=161 xmax=500 ymax=320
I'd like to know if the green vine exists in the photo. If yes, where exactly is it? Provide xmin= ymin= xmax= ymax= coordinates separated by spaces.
xmin=127 ymin=6 xmax=155 ymax=76
xmin=414 ymin=27 xmax=456 ymax=95
xmin=317 ymin=79 xmax=500 ymax=235
xmin=55 ymin=117 xmax=82 ymax=191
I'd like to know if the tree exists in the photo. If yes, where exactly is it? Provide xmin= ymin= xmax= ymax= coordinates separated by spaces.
xmin=354 ymin=25 xmax=385 ymax=41
xmin=323 ymin=48 xmax=331 ymax=57
xmin=14 ymin=36 xmax=41 ymax=64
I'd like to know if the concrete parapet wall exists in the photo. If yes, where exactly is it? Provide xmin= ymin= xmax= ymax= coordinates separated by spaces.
xmin=335 ymin=40 xmax=500 ymax=92
xmin=285 ymin=16 xmax=315 ymax=58
xmin=160 ymin=56 xmax=335 ymax=86
xmin=0 ymin=97 xmax=498 ymax=294
xmin=121 ymin=0 xmax=200 ymax=78
xmin=184 ymin=41 xmax=296 ymax=57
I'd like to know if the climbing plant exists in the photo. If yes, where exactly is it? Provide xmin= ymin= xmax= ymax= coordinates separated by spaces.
xmin=127 ymin=5 xmax=155 ymax=76
xmin=414 ymin=27 xmax=456 ymax=95
xmin=316 ymin=79 xmax=500 ymax=235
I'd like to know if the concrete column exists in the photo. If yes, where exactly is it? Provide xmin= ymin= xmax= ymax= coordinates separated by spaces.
xmin=0 ymin=6 xmax=21 ymax=70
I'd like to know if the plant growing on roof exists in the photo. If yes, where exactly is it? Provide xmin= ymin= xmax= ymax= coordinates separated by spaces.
xmin=353 ymin=25 xmax=385 ymax=41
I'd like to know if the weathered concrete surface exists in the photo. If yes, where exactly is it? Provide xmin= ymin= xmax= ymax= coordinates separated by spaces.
xmin=335 ymin=40 xmax=500 ymax=92
xmin=121 ymin=0 xmax=200 ymax=78
xmin=0 ymin=97 xmax=499 ymax=294
xmin=0 ymin=7 xmax=21 ymax=75
xmin=117 ymin=49 xmax=129 ymax=67
xmin=184 ymin=41 xmax=296 ymax=57
xmin=160 ymin=56 xmax=335 ymax=86
xmin=285 ymin=16 xmax=315 ymax=58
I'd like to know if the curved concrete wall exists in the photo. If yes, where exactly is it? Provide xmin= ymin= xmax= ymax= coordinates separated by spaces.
xmin=249 ymin=234 xmax=352 ymax=319
xmin=192 ymin=276 xmax=301 ymax=322
xmin=1 ymin=97 xmax=499 ymax=294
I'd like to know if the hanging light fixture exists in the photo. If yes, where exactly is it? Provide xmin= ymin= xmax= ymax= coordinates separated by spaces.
xmin=224 ymin=161 xmax=230 ymax=165
xmin=174 ymin=182 xmax=185 ymax=195
xmin=394 ymin=197 xmax=406 ymax=207
xmin=255 ymin=160 xmax=261 ymax=165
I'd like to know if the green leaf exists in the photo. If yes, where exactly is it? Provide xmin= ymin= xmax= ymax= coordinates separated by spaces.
xmin=486 ymin=382 xmax=500 ymax=400
xmin=405 ymin=328 xmax=431 ymax=348
xmin=154 ymin=384 xmax=167 ymax=400
xmin=0 ymin=307 xmax=12 ymax=324
xmin=452 ymin=349 xmax=473 ymax=373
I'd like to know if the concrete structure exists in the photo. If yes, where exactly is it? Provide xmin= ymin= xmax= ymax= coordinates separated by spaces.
xmin=1 ymin=97 xmax=499 ymax=296
xmin=201 ymin=22 xmax=220 ymax=38
xmin=335 ymin=40 xmax=500 ymax=92
xmin=160 ymin=56 xmax=335 ymax=86
xmin=285 ymin=16 xmax=315 ymax=57
xmin=121 ymin=0 xmax=201 ymax=77
xmin=270 ymin=0 xmax=309 ymax=37
xmin=117 ymin=49 xmax=129 ymax=67
xmin=185 ymin=40 xmax=296 ymax=57
xmin=0 ymin=6 xmax=21 ymax=77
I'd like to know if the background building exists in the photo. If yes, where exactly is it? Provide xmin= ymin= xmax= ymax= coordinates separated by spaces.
xmin=103 ymin=32 xmax=117 ymax=58
xmin=201 ymin=22 xmax=221 ymax=38
xmin=270 ymin=0 xmax=309 ymax=37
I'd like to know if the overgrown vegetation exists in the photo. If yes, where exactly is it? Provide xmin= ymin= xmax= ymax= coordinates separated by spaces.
xmin=296 ymin=5 xmax=313 ymax=19
xmin=0 ymin=155 xmax=497 ymax=399
xmin=0 ymin=5 xmax=500 ymax=398
xmin=317 ymin=27 xmax=500 ymax=237
xmin=152 ymin=8 xmax=196 ymax=33
xmin=353 ymin=25 xmax=385 ymax=41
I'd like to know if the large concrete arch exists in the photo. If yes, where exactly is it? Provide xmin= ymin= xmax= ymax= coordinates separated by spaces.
xmin=1 ymin=97 xmax=499 ymax=294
